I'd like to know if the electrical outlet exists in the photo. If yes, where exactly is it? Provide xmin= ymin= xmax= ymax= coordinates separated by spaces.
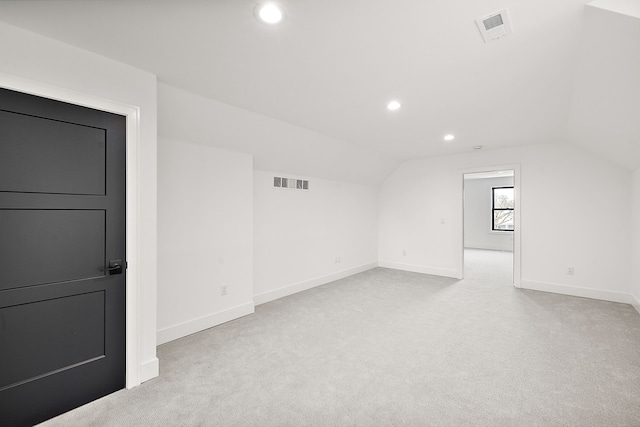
xmin=335 ymin=256 xmax=341 ymax=263
xmin=220 ymin=285 xmax=228 ymax=296
xmin=402 ymin=250 xmax=407 ymax=256
xmin=566 ymin=267 xmax=574 ymax=276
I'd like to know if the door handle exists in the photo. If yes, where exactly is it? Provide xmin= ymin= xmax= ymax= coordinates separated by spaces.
xmin=101 ymin=259 xmax=123 ymax=275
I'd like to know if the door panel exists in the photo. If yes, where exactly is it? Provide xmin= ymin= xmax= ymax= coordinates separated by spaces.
xmin=0 ymin=290 xmax=105 ymax=390
xmin=0 ymin=209 xmax=105 ymax=290
xmin=0 ymin=109 xmax=106 ymax=195
xmin=0 ymin=87 xmax=126 ymax=426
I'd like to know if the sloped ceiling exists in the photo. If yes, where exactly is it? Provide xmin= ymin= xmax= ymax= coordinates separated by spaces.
xmin=566 ymin=1 xmax=640 ymax=169
xmin=0 ymin=0 xmax=638 ymax=180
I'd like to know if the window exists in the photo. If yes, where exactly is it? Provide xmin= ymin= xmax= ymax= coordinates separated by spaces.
xmin=492 ymin=186 xmax=514 ymax=231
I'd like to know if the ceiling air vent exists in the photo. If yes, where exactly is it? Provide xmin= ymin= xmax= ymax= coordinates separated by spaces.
xmin=476 ymin=9 xmax=512 ymax=44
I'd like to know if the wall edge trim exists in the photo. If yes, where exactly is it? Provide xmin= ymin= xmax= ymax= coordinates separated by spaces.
xmin=137 ymin=358 xmax=159 ymax=385
xmin=254 ymin=262 xmax=378 ymax=306
xmin=521 ymin=279 xmax=635 ymax=305
xmin=632 ymin=294 xmax=640 ymax=315
xmin=156 ymin=302 xmax=255 ymax=345
xmin=378 ymin=261 xmax=459 ymax=279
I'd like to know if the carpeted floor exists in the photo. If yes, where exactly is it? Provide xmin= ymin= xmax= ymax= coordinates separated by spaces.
xmin=40 ymin=260 xmax=640 ymax=426
xmin=464 ymin=248 xmax=513 ymax=286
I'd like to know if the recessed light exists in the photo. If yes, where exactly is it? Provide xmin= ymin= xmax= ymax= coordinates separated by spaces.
xmin=444 ymin=134 xmax=455 ymax=141
xmin=387 ymin=100 xmax=401 ymax=111
xmin=255 ymin=3 xmax=284 ymax=24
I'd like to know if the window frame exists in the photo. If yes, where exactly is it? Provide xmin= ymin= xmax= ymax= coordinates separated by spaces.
xmin=492 ymin=186 xmax=514 ymax=231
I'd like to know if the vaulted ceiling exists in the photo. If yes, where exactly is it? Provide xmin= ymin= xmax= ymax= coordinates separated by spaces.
xmin=0 ymin=0 xmax=638 ymax=172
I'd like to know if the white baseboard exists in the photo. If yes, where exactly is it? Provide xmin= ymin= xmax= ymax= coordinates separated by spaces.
xmin=156 ymin=302 xmax=255 ymax=345
xmin=520 ymin=280 xmax=635 ymax=305
xmin=378 ymin=261 xmax=459 ymax=279
xmin=138 ymin=357 xmax=159 ymax=385
xmin=254 ymin=262 xmax=378 ymax=306
xmin=632 ymin=294 xmax=640 ymax=315
xmin=464 ymin=245 xmax=513 ymax=252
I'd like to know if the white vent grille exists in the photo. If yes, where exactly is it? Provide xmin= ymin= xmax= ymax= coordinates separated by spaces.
xmin=483 ymin=14 xmax=504 ymax=31
xmin=476 ymin=9 xmax=512 ymax=44
xmin=274 ymin=176 xmax=309 ymax=190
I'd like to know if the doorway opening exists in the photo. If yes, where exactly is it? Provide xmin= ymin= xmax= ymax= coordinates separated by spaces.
xmin=462 ymin=167 xmax=520 ymax=287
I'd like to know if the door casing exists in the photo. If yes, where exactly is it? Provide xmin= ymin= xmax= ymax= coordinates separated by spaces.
xmin=0 ymin=73 xmax=144 ymax=388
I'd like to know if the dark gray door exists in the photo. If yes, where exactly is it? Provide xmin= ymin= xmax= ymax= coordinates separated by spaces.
xmin=0 ymin=87 xmax=126 ymax=426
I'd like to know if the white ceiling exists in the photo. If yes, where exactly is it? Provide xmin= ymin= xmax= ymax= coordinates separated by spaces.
xmin=0 ymin=0 xmax=638 ymax=169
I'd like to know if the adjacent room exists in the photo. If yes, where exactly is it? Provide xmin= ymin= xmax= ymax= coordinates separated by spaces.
xmin=463 ymin=170 xmax=515 ymax=286
xmin=0 ymin=0 xmax=639 ymax=425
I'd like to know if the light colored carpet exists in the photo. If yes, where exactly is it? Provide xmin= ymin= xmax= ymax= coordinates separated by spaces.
xmin=464 ymin=248 xmax=513 ymax=286
xmin=40 ymin=266 xmax=640 ymax=426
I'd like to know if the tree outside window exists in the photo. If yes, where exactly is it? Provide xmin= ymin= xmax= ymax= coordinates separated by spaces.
xmin=492 ymin=186 xmax=514 ymax=231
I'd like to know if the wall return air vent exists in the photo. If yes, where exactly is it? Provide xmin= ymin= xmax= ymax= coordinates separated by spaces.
xmin=476 ymin=9 xmax=512 ymax=44
xmin=274 ymin=176 xmax=309 ymax=190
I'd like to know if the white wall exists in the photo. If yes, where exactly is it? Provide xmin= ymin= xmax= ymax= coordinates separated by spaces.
xmin=156 ymin=139 xmax=254 ymax=344
xmin=632 ymin=169 xmax=640 ymax=311
xmin=158 ymin=83 xmax=380 ymax=318
xmin=0 ymin=22 xmax=158 ymax=384
xmin=464 ymin=177 xmax=514 ymax=251
xmin=254 ymin=170 xmax=378 ymax=304
xmin=379 ymin=142 xmax=633 ymax=303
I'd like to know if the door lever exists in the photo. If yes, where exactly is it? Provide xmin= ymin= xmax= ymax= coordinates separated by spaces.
xmin=101 ymin=259 xmax=123 ymax=275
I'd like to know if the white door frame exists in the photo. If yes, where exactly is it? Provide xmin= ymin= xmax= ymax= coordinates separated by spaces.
xmin=459 ymin=164 xmax=521 ymax=288
xmin=1 ymin=73 xmax=143 ymax=388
